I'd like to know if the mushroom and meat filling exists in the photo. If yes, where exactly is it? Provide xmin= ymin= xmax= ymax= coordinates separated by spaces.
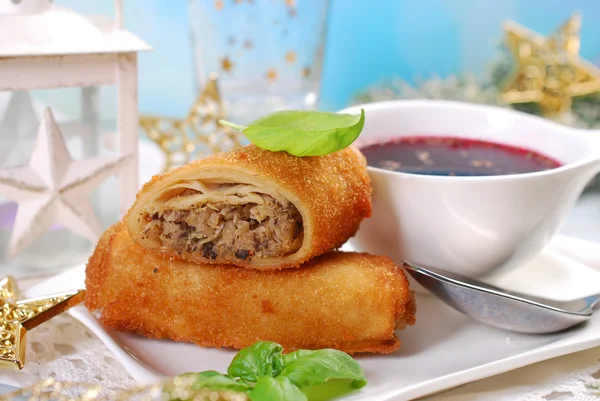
xmin=141 ymin=189 xmax=303 ymax=261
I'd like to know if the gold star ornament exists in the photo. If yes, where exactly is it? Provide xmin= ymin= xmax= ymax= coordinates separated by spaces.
xmin=0 ymin=276 xmax=85 ymax=370
xmin=501 ymin=12 xmax=600 ymax=117
xmin=140 ymin=74 xmax=245 ymax=172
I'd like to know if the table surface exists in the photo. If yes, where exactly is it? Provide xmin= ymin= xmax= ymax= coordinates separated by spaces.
xmin=1 ymin=188 xmax=599 ymax=401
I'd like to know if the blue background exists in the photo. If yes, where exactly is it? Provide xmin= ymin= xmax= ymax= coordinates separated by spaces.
xmin=57 ymin=0 xmax=600 ymax=115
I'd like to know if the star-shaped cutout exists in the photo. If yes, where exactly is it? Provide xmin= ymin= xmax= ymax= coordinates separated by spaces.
xmin=0 ymin=108 xmax=131 ymax=258
xmin=0 ymin=276 xmax=85 ymax=370
xmin=501 ymin=13 xmax=600 ymax=116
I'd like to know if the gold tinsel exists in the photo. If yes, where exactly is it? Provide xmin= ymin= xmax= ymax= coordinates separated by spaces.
xmin=501 ymin=12 xmax=600 ymax=117
xmin=139 ymin=73 xmax=245 ymax=172
xmin=0 ymin=378 xmax=162 ymax=401
xmin=0 ymin=377 xmax=248 ymax=401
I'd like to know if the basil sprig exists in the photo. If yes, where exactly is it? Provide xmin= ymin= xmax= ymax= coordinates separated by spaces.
xmin=163 ymin=341 xmax=367 ymax=401
xmin=228 ymin=341 xmax=285 ymax=382
xmin=280 ymin=349 xmax=367 ymax=390
xmin=218 ymin=109 xmax=365 ymax=157
xmin=252 ymin=376 xmax=308 ymax=401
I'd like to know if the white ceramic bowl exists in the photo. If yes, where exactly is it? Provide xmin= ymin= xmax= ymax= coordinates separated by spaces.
xmin=342 ymin=100 xmax=600 ymax=277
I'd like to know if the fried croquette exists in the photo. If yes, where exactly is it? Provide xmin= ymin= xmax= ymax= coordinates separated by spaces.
xmin=85 ymin=224 xmax=415 ymax=354
xmin=125 ymin=145 xmax=372 ymax=269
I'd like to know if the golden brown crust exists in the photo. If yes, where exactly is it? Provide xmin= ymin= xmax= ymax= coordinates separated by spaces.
xmin=84 ymin=224 xmax=116 ymax=312
xmin=85 ymin=224 xmax=415 ymax=354
xmin=125 ymin=145 xmax=372 ymax=269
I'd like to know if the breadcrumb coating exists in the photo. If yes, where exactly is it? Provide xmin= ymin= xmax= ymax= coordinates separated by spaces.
xmin=85 ymin=224 xmax=416 ymax=354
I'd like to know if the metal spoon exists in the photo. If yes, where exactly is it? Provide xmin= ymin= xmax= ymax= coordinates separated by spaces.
xmin=404 ymin=263 xmax=600 ymax=334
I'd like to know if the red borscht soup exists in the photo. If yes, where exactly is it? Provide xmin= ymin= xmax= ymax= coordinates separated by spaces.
xmin=360 ymin=137 xmax=561 ymax=176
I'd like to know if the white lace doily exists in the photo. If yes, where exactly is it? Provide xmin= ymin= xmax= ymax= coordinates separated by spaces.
xmin=525 ymin=368 xmax=600 ymax=401
xmin=0 ymin=313 xmax=135 ymax=391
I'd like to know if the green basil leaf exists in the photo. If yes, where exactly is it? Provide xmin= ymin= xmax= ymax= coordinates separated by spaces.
xmin=250 ymin=376 xmax=307 ymax=401
xmin=227 ymin=341 xmax=285 ymax=382
xmin=218 ymin=109 xmax=365 ymax=156
xmin=163 ymin=371 xmax=250 ymax=401
xmin=283 ymin=349 xmax=316 ymax=366
xmin=191 ymin=371 xmax=251 ymax=392
xmin=301 ymin=379 xmax=357 ymax=401
xmin=279 ymin=349 xmax=367 ymax=390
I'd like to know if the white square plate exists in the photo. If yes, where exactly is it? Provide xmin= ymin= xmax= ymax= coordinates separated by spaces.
xmin=25 ymin=236 xmax=600 ymax=401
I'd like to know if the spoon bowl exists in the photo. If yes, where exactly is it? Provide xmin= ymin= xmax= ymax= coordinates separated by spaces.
xmin=404 ymin=262 xmax=600 ymax=334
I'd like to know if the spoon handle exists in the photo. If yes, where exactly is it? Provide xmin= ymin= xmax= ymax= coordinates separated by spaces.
xmin=586 ymin=293 xmax=600 ymax=311
xmin=406 ymin=263 xmax=600 ymax=313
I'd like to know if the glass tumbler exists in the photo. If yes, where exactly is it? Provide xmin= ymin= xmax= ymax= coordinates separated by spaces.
xmin=188 ymin=0 xmax=330 ymax=123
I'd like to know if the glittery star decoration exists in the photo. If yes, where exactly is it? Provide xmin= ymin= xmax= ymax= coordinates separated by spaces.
xmin=501 ymin=12 xmax=600 ymax=117
xmin=0 ymin=108 xmax=131 ymax=258
xmin=140 ymin=73 xmax=245 ymax=172
xmin=266 ymin=68 xmax=278 ymax=82
xmin=0 ymin=276 xmax=85 ymax=370
xmin=285 ymin=51 xmax=296 ymax=64
xmin=221 ymin=56 xmax=234 ymax=72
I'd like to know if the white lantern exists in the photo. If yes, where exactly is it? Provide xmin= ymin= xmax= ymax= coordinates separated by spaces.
xmin=0 ymin=0 xmax=150 ymax=276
